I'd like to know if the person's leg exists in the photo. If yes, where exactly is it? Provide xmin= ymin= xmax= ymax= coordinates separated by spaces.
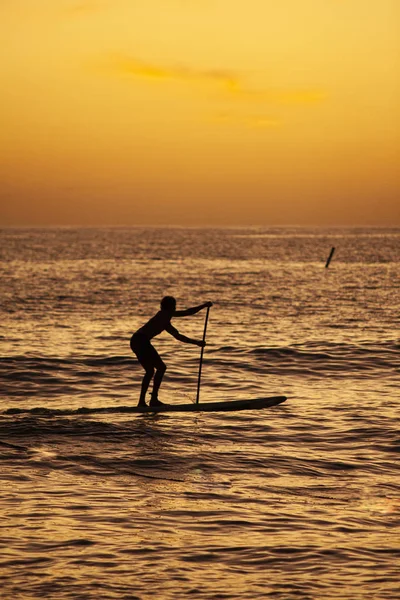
xmin=131 ymin=335 xmax=156 ymax=407
xmin=139 ymin=365 xmax=155 ymax=406
xmin=150 ymin=360 xmax=166 ymax=405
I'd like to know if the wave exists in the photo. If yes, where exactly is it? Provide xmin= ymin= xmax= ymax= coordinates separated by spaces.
xmin=0 ymin=355 xmax=133 ymax=398
xmin=249 ymin=341 xmax=400 ymax=375
xmin=210 ymin=341 xmax=400 ymax=377
xmin=0 ymin=341 xmax=398 ymax=402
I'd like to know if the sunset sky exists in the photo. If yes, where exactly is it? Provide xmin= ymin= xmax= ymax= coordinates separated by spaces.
xmin=1 ymin=0 xmax=399 ymax=226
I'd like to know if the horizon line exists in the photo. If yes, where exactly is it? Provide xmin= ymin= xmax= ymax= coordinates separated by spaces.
xmin=1 ymin=224 xmax=399 ymax=230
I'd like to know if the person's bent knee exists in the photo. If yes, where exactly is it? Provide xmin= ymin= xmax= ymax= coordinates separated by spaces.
xmin=145 ymin=366 xmax=155 ymax=378
xmin=157 ymin=362 xmax=166 ymax=374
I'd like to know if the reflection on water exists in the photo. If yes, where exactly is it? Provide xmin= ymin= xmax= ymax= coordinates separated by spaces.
xmin=0 ymin=227 xmax=399 ymax=599
xmin=1 ymin=399 xmax=399 ymax=599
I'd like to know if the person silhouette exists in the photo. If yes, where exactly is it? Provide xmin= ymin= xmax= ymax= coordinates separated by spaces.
xmin=130 ymin=296 xmax=212 ymax=408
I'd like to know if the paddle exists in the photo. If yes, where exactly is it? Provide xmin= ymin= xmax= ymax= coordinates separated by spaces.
xmin=195 ymin=305 xmax=210 ymax=404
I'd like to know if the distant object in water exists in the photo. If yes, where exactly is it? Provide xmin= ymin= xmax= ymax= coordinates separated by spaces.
xmin=325 ymin=247 xmax=335 ymax=268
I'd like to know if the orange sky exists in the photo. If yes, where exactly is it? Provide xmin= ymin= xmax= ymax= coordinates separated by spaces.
xmin=1 ymin=0 xmax=399 ymax=226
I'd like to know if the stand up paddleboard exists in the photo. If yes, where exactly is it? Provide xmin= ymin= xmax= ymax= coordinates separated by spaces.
xmin=4 ymin=396 xmax=286 ymax=416
xmin=75 ymin=396 xmax=287 ymax=414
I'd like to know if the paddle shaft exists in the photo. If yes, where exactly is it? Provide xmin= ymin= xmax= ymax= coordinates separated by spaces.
xmin=195 ymin=306 xmax=210 ymax=404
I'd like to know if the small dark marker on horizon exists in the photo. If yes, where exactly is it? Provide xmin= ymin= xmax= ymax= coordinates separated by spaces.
xmin=325 ymin=247 xmax=335 ymax=268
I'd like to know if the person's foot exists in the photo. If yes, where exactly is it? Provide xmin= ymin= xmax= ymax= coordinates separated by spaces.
xmin=137 ymin=401 xmax=147 ymax=409
xmin=149 ymin=396 xmax=166 ymax=408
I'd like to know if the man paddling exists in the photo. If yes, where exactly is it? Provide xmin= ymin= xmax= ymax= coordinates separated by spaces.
xmin=131 ymin=296 xmax=212 ymax=408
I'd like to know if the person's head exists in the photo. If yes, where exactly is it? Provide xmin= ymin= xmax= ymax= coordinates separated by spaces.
xmin=160 ymin=296 xmax=176 ymax=312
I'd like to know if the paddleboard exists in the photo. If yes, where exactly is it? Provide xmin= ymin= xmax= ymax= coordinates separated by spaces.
xmin=4 ymin=396 xmax=287 ymax=416
xmin=76 ymin=396 xmax=287 ymax=414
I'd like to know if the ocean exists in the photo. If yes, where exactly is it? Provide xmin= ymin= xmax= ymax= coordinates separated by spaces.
xmin=0 ymin=226 xmax=399 ymax=599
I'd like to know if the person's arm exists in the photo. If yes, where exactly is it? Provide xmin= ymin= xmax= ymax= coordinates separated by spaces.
xmin=166 ymin=323 xmax=205 ymax=346
xmin=174 ymin=301 xmax=212 ymax=318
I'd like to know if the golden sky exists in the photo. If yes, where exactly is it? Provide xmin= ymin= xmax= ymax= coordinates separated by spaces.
xmin=1 ymin=0 xmax=399 ymax=226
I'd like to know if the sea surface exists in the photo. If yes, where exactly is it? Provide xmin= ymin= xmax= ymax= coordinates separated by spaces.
xmin=0 ymin=226 xmax=399 ymax=600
